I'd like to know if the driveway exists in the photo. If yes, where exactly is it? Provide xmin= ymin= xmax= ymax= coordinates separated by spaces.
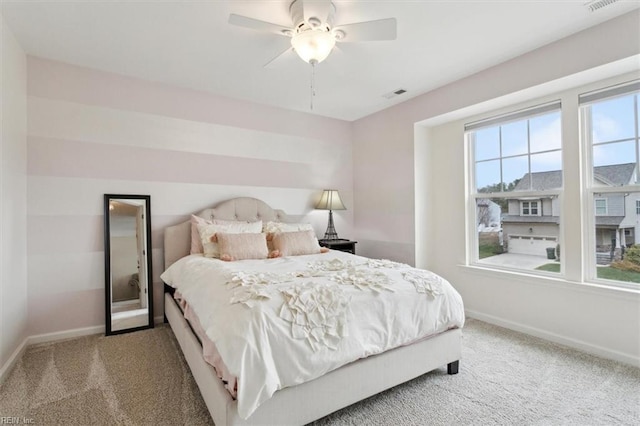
xmin=479 ymin=253 xmax=552 ymax=270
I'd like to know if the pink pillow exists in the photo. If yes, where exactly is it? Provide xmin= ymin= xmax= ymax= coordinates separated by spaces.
xmin=271 ymin=230 xmax=322 ymax=257
xmin=216 ymin=232 xmax=269 ymax=261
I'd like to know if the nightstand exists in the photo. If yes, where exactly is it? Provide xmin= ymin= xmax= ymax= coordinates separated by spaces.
xmin=318 ymin=239 xmax=357 ymax=254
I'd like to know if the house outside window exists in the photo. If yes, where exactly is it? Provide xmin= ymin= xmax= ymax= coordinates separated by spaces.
xmin=581 ymin=80 xmax=640 ymax=288
xmin=468 ymin=101 xmax=562 ymax=274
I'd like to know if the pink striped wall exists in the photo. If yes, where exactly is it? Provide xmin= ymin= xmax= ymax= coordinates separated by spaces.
xmin=26 ymin=57 xmax=353 ymax=335
xmin=0 ymin=14 xmax=28 ymax=372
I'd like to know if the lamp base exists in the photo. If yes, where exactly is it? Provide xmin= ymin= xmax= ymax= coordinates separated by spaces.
xmin=323 ymin=210 xmax=340 ymax=240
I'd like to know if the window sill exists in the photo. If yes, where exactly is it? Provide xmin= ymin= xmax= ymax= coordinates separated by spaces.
xmin=459 ymin=263 xmax=640 ymax=300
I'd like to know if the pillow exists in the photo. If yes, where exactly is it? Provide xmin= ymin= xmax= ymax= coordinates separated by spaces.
xmin=190 ymin=215 xmax=213 ymax=254
xmin=263 ymin=221 xmax=314 ymax=234
xmin=217 ymin=232 xmax=269 ymax=261
xmin=271 ymin=230 xmax=322 ymax=257
xmin=197 ymin=221 xmax=263 ymax=258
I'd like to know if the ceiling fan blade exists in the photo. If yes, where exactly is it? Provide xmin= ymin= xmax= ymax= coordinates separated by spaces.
xmin=334 ymin=18 xmax=397 ymax=42
xmin=264 ymin=47 xmax=294 ymax=68
xmin=302 ymin=0 xmax=333 ymax=25
xmin=229 ymin=14 xmax=292 ymax=37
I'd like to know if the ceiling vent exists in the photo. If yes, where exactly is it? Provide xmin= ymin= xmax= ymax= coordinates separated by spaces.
xmin=382 ymin=88 xmax=407 ymax=100
xmin=584 ymin=0 xmax=619 ymax=12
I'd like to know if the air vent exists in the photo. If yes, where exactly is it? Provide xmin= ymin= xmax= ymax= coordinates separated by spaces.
xmin=585 ymin=0 xmax=619 ymax=12
xmin=382 ymin=88 xmax=407 ymax=100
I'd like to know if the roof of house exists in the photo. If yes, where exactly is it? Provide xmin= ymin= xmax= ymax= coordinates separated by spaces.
xmin=476 ymin=198 xmax=499 ymax=207
xmin=513 ymin=163 xmax=636 ymax=191
xmin=502 ymin=215 xmax=625 ymax=226
xmin=595 ymin=216 xmax=625 ymax=226
xmin=501 ymin=215 xmax=560 ymax=224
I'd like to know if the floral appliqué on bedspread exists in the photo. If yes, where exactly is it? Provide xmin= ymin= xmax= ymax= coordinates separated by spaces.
xmin=229 ymin=286 xmax=272 ymax=307
xmin=304 ymin=258 xmax=355 ymax=275
xmin=226 ymin=259 xmax=444 ymax=350
xmin=279 ymin=282 xmax=349 ymax=351
xmin=402 ymin=270 xmax=445 ymax=297
xmin=227 ymin=272 xmax=290 ymax=308
xmin=228 ymin=271 xmax=291 ymax=287
xmin=365 ymin=259 xmax=410 ymax=269
xmin=329 ymin=267 xmax=394 ymax=293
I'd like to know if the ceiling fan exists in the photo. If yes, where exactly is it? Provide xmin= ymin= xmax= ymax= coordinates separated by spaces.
xmin=229 ymin=0 xmax=397 ymax=67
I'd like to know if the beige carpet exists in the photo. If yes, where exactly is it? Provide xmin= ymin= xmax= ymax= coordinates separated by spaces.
xmin=1 ymin=320 xmax=638 ymax=425
xmin=0 ymin=326 xmax=212 ymax=425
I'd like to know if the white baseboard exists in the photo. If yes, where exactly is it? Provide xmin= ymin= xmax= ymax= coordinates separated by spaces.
xmin=466 ymin=310 xmax=640 ymax=367
xmin=0 ymin=336 xmax=29 ymax=386
xmin=28 ymin=324 xmax=104 ymax=345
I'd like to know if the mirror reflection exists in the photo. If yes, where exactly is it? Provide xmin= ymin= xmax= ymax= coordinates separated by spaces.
xmin=105 ymin=194 xmax=153 ymax=335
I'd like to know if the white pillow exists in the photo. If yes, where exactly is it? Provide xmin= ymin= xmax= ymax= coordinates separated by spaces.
xmin=197 ymin=221 xmax=262 ymax=258
xmin=263 ymin=221 xmax=314 ymax=234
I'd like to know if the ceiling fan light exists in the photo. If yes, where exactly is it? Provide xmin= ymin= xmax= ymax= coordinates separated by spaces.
xmin=291 ymin=29 xmax=336 ymax=64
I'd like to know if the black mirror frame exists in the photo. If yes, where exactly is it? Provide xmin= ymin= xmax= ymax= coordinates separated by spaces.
xmin=104 ymin=194 xmax=154 ymax=336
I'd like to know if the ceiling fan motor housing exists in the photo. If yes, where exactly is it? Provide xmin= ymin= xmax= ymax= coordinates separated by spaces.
xmin=290 ymin=0 xmax=336 ymax=32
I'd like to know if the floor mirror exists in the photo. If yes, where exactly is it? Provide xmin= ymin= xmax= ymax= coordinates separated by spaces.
xmin=104 ymin=194 xmax=154 ymax=335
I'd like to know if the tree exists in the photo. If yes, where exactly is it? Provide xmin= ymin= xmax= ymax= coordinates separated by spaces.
xmin=477 ymin=178 xmax=521 ymax=212
xmin=477 ymin=201 xmax=491 ymax=227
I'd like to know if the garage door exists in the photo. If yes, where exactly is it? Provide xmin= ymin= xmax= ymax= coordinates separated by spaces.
xmin=508 ymin=235 xmax=557 ymax=256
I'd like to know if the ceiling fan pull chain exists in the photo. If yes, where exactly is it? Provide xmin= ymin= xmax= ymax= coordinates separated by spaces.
xmin=310 ymin=59 xmax=317 ymax=110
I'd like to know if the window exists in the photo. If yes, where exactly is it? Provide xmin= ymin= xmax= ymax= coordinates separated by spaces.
xmin=594 ymin=198 xmax=607 ymax=215
xmin=581 ymin=80 xmax=640 ymax=288
xmin=521 ymin=200 xmax=540 ymax=216
xmin=466 ymin=78 xmax=640 ymax=290
xmin=468 ymin=101 xmax=562 ymax=274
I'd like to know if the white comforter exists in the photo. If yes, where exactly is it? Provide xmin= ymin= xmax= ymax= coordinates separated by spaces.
xmin=161 ymin=251 xmax=465 ymax=419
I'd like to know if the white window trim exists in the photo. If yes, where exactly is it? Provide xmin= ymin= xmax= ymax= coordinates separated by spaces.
xmin=581 ymin=80 xmax=640 ymax=291
xmin=520 ymin=200 xmax=541 ymax=216
xmin=636 ymin=199 xmax=640 ymax=215
xmin=594 ymin=198 xmax=608 ymax=216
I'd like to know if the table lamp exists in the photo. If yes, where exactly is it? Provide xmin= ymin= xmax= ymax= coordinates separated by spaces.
xmin=315 ymin=189 xmax=346 ymax=240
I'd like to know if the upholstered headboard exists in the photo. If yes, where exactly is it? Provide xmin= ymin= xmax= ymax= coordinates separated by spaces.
xmin=163 ymin=197 xmax=290 ymax=269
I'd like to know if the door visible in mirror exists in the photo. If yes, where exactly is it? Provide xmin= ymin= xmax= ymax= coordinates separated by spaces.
xmin=104 ymin=194 xmax=153 ymax=335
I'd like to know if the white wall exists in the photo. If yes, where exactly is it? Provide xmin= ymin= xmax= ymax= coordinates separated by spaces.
xmin=26 ymin=57 xmax=353 ymax=335
xmin=355 ymin=10 xmax=640 ymax=364
xmin=0 ymin=13 xmax=28 ymax=374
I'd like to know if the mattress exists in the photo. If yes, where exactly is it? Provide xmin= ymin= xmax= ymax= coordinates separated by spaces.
xmin=161 ymin=251 xmax=465 ymax=419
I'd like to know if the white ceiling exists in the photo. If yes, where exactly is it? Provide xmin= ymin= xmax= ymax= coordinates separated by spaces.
xmin=2 ymin=0 xmax=639 ymax=121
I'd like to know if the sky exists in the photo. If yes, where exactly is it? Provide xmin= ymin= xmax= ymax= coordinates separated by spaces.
xmin=473 ymin=93 xmax=639 ymax=191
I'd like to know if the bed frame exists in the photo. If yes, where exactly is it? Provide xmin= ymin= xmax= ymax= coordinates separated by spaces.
xmin=163 ymin=197 xmax=462 ymax=426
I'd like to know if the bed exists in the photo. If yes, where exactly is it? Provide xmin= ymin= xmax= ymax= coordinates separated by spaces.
xmin=162 ymin=197 xmax=464 ymax=426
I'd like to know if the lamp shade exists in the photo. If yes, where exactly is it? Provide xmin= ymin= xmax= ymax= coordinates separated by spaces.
xmin=315 ymin=190 xmax=346 ymax=211
xmin=291 ymin=29 xmax=336 ymax=64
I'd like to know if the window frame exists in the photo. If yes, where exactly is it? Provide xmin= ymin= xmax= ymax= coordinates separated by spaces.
xmin=467 ymin=101 xmax=563 ymax=276
xmin=520 ymin=200 xmax=541 ymax=216
xmin=594 ymin=198 xmax=608 ymax=216
xmin=581 ymin=81 xmax=640 ymax=291
xmin=465 ymin=74 xmax=640 ymax=293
